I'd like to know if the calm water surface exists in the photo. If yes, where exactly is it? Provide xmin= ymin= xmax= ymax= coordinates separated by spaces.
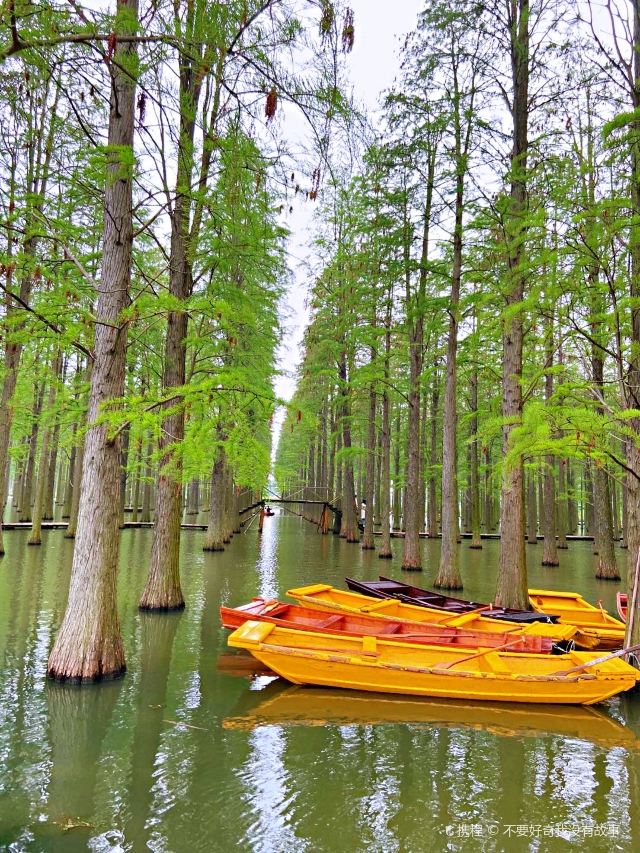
xmin=1 ymin=516 xmax=640 ymax=852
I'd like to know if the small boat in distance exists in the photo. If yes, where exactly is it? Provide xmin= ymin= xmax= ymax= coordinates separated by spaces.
xmin=227 ymin=620 xmax=640 ymax=705
xmin=617 ymin=592 xmax=628 ymax=622
xmin=219 ymin=598 xmax=556 ymax=653
xmin=345 ymin=576 xmax=558 ymax=624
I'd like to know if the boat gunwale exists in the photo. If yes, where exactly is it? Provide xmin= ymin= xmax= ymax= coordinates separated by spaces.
xmin=245 ymin=641 xmax=636 ymax=685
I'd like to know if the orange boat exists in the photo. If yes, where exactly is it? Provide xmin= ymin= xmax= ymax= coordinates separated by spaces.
xmin=618 ymin=592 xmax=628 ymax=622
xmin=219 ymin=598 xmax=556 ymax=653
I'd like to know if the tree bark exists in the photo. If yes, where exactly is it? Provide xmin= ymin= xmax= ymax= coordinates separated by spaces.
xmin=526 ymin=470 xmax=537 ymax=544
xmin=469 ymin=365 xmax=482 ymax=549
xmin=392 ymin=409 xmax=402 ymax=530
xmin=203 ymin=451 xmax=226 ymax=551
xmin=361 ymin=386 xmax=376 ymax=550
xmin=339 ymin=352 xmax=359 ymax=543
xmin=402 ymin=171 xmax=435 ymax=570
xmin=541 ymin=330 xmax=558 ymax=566
xmin=379 ymin=298 xmax=393 ymax=559
xmin=557 ymin=459 xmax=569 ymax=549
xmin=48 ymin=0 xmax=138 ymax=681
xmin=28 ymin=352 xmax=61 ymax=545
xmin=495 ymin=0 xmax=529 ymax=609
xmin=19 ymin=382 xmax=44 ymax=522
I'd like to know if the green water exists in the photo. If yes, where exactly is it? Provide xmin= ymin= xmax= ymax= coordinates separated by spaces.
xmin=1 ymin=516 xmax=639 ymax=852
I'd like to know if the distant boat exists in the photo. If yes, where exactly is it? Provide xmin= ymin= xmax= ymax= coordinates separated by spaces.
xmin=345 ymin=576 xmax=558 ymax=624
xmin=227 ymin=619 xmax=640 ymax=705
xmin=219 ymin=598 xmax=556 ymax=653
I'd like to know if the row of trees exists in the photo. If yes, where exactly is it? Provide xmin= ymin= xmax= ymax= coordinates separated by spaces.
xmin=276 ymin=0 xmax=640 ymax=645
xmin=0 ymin=1 xmax=355 ymax=681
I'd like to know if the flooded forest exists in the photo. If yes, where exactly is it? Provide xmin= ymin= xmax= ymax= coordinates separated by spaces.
xmin=3 ymin=0 xmax=640 ymax=851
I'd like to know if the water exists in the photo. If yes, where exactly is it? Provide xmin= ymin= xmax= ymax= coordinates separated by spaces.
xmin=1 ymin=516 xmax=639 ymax=852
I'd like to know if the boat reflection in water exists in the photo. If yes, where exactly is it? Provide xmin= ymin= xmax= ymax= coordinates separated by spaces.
xmin=223 ymin=677 xmax=639 ymax=751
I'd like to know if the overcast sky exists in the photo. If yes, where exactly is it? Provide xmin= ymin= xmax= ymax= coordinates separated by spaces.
xmin=273 ymin=0 xmax=425 ymax=408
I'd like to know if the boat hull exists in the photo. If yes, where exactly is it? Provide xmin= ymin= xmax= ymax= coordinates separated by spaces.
xmin=287 ymin=584 xmax=581 ymax=646
xmin=228 ymin=621 xmax=640 ymax=706
xmin=347 ymin=576 xmax=558 ymax=624
xmin=617 ymin=592 xmax=628 ymax=623
xmin=220 ymin=599 xmax=555 ymax=652
xmin=529 ymin=589 xmax=626 ymax=649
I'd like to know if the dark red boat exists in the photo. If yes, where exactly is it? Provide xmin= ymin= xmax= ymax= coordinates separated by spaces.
xmin=219 ymin=598 xmax=554 ymax=652
xmin=617 ymin=592 xmax=627 ymax=622
xmin=344 ymin=576 xmax=559 ymax=625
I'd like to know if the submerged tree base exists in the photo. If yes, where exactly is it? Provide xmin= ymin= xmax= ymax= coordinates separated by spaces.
xmin=138 ymin=601 xmax=185 ymax=613
xmin=401 ymin=565 xmax=423 ymax=572
xmin=203 ymin=545 xmax=225 ymax=552
xmin=541 ymin=559 xmax=559 ymax=567
xmin=433 ymin=580 xmax=463 ymax=590
xmin=378 ymin=552 xmax=393 ymax=559
xmin=47 ymin=663 xmax=127 ymax=684
xmin=469 ymin=543 xmax=483 ymax=550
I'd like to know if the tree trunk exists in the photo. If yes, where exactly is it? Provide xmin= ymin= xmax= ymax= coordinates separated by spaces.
xmin=495 ymin=0 xmax=529 ymax=610
xmin=402 ymin=330 xmax=422 ymax=569
xmin=203 ymin=452 xmax=226 ymax=551
xmin=434 ymin=298 xmax=461 ymax=585
xmin=541 ymin=331 xmax=558 ymax=566
xmin=29 ymin=353 xmax=61 ymax=545
xmin=131 ymin=437 xmax=142 ymax=524
xmin=339 ymin=352 xmax=359 ymax=543
xmin=435 ymin=89 xmax=467 ymax=585
xmin=43 ymin=417 xmax=60 ymax=521
xmin=0 ymin=79 xmax=60 ymax=555
xmin=362 ymin=386 xmax=376 ymax=550
xmin=566 ymin=460 xmax=577 ymax=534
xmin=141 ymin=436 xmax=153 ymax=522
xmin=593 ymin=465 xmax=619 ymax=579
xmin=118 ymin=424 xmax=130 ymax=528
xmin=557 ymin=459 xmax=569 ymax=549
xmin=526 ymin=470 xmax=537 ymax=544
xmin=379 ymin=388 xmax=392 ymax=559
xmin=392 ymin=410 xmax=402 ymax=530
xmin=48 ymin=0 xmax=138 ymax=681
xmin=187 ymin=479 xmax=200 ymax=516
xmin=379 ymin=301 xmax=393 ymax=559
xmin=19 ymin=383 xmax=44 ymax=522
xmin=64 ymin=429 xmax=85 ymax=540
xmin=469 ymin=365 xmax=482 ymax=549
xmin=428 ymin=375 xmax=439 ymax=538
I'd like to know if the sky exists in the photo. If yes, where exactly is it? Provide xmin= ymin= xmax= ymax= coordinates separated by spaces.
xmin=272 ymin=0 xmax=425 ymax=406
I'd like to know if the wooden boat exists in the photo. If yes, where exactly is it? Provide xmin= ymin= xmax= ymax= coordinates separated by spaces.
xmin=529 ymin=589 xmax=626 ymax=650
xmin=287 ymin=584 xmax=585 ymax=647
xmin=223 ymin=683 xmax=640 ymax=749
xmin=227 ymin=620 xmax=640 ymax=705
xmin=618 ymin=592 xmax=628 ymax=622
xmin=220 ymin=598 xmax=556 ymax=653
xmin=346 ymin=576 xmax=558 ymax=624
